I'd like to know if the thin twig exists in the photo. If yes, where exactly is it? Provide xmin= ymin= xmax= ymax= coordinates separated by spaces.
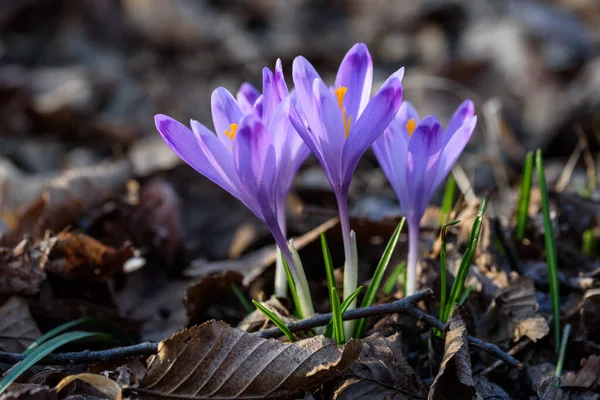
xmin=408 ymin=307 xmax=522 ymax=369
xmin=0 ymin=342 xmax=158 ymax=365
xmin=480 ymin=338 xmax=532 ymax=376
xmin=257 ymin=289 xmax=433 ymax=338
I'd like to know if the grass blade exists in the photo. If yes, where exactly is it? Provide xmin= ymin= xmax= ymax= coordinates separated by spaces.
xmin=439 ymin=175 xmax=457 ymax=225
xmin=324 ymin=286 xmax=363 ymax=338
xmin=382 ymin=262 xmax=406 ymax=295
xmin=0 ymin=331 xmax=101 ymax=395
xmin=230 ymin=282 xmax=254 ymax=314
xmin=515 ymin=151 xmax=534 ymax=241
xmin=252 ymin=300 xmax=296 ymax=342
xmin=439 ymin=220 xmax=461 ymax=326
xmin=536 ymin=149 xmax=561 ymax=353
xmin=458 ymin=285 xmax=473 ymax=305
xmin=280 ymin=254 xmax=301 ymax=318
xmin=555 ymin=323 xmax=571 ymax=377
xmin=23 ymin=317 xmax=95 ymax=355
xmin=353 ymin=218 xmax=405 ymax=339
xmin=582 ymin=229 xmax=595 ymax=256
xmin=330 ymin=287 xmax=345 ymax=344
xmin=442 ymin=199 xmax=487 ymax=323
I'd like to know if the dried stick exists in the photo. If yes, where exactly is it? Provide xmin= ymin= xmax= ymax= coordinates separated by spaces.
xmin=480 ymin=338 xmax=532 ymax=376
xmin=408 ymin=307 xmax=522 ymax=369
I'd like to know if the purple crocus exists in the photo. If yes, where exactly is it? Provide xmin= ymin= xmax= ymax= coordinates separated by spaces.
xmin=372 ymin=100 xmax=477 ymax=295
xmin=154 ymin=61 xmax=313 ymax=317
xmin=291 ymin=43 xmax=404 ymax=329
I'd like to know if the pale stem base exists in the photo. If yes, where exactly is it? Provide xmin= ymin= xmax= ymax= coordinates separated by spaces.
xmin=405 ymin=220 xmax=420 ymax=296
xmin=338 ymin=195 xmax=357 ymax=338
xmin=274 ymin=203 xmax=288 ymax=298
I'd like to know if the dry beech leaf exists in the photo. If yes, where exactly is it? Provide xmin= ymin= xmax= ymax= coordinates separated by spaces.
xmin=562 ymin=355 xmax=600 ymax=390
xmin=536 ymin=372 xmax=600 ymax=400
xmin=184 ymin=271 xmax=244 ymax=324
xmin=0 ymin=385 xmax=57 ymax=400
xmin=44 ymin=232 xmax=134 ymax=281
xmin=480 ymin=277 xmax=549 ymax=343
xmin=0 ymin=297 xmax=42 ymax=353
xmin=130 ymin=320 xmax=361 ymax=399
xmin=55 ymin=373 xmax=122 ymax=400
xmin=428 ymin=307 xmax=480 ymax=400
xmin=0 ymin=238 xmax=49 ymax=296
xmin=332 ymin=332 xmax=427 ymax=399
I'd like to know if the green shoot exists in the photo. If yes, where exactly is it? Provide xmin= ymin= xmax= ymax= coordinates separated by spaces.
xmin=280 ymin=254 xmax=302 ymax=319
xmin=23 ymin=317 xmax=95 ymax=355
xmin=402 ymin=264 xmax=407 ymax=295
xmin=442 ymin=199 xmax=487 ymax=323
xmin=439 ymin=220 xmax=461 ymax=326
xmin=382 ymin=261 xmax=406 ymax=295
xmin=458 ymin=285 xmax=473 ymax=305
xmin=0 ymin=331 xmax=104 ymax=395
xmin=252 ymin=300 xmax=296 ymax=342
xmin=330 ymin=287 xmax=345 ymax=344
xmin=536 ymin=149 xmax=561 ymax=353
xmin=325 ymin=286 xmax=362 ymax=338
xmin=555 ymin=323 xmax=571 ymax=377
xmin=353 ymin=218 xmax=405 ymax=339
xmin=230 ymin=282 xmax=254 ymax=314
xmin=321 ymin=232 xmax=337 ymax=309
xmin=515 ymin=151 xmax=534 ymax=241
xmin=582 ymin=229 xmax=595 ymax=256
xmin=439 ymin=175 xmax=457 ymax=225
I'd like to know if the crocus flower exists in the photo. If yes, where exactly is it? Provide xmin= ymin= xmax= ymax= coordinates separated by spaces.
xmin=291 ymin=43 xmax=404 ymax=333
xmin=155 ymin=61 xmax=313 ymax=317
xmin=372 ymin=100 xmax=477 ymax=295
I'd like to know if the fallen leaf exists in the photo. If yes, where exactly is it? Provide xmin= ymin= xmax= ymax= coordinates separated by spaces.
xmin=473 ymin=376 xmax=511 ymax=400
xmin=55 ymin=373 xmax=122 ymax=400
xmin=184 ymin=271 xmax=245 ymax=324
xmin=332 ymin=333 xmax=427 ymax=399
xmin=0 ymin=238 xmax=49 ymax=296
xmin=44 ymin=232 xmax=134 ymax=281
xmin=562 ymin=355 xmax=600 ymax=390
xmin=479 ymin=277 xmax=549 ymax=343
xmin=129 ymin=320 xmax=361 ymax=399
xmin=428 ymin=307 xmax=480 ymax=400
xmin=536 ymin=373 xmax=600 ymax=400
xmin=0 ymin=297 xmax=42 ymax=353
xmin=237 ymin=296 xmax=295 ymax=334
xmin=0 ymin=386 xmax=57 ymax=400
xmin=0 ymin=160 xmax=132 ymax=245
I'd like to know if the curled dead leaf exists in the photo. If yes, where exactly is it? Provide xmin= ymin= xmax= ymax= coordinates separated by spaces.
xmin=55 ymin=373 xmax=122 ymax=400
xmin=428 ymin=307 xmax=480 ymax=400
xmin=0 ymin=238 xmax=49 ymax=296
xmin=130 ymin=320 xmax=361 ymax=399
xmin=480 ymin=277 xmax=549 ymax=343
xmin=0 ymin=297 xmax=41 ymax=353
xmin=332 ymin=332 xmax=427 ymax=399
xmin=44 ymin=232 xmax=134 ymax=281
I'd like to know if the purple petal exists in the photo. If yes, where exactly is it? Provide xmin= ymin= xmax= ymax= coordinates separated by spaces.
xmin=434 ymin=115 xmax=477 ymax=189
xmin=237 ymin=83 xmax=260 ymax=115
xmin=233 ymin=114 xmax=276 ymax=205
xmin=292 ymin=56 xmax=325 ymax=144
xmin=342 ymin=68 xmax=404 ymax=186
xmin=313 ymin=78 xmax=345 ymax=172
xmin=372 ymin=127 xmax=410 ymax=211
xmin=334 ymin=43 xmax=373 ymax=119
xmin=211 ymin=87 xmax=244 ymax=145
xmin=444 ymin=100 xmax=475 ymax=145
xmin=406 ymin=116 xmax=443 ymax=219
xmin=269 ymin=95 xmax=291 ymax=160
xmin=273 ymin=59 xmax=290 ymax=100
xmin=155 ymin=114 xmax=237 ymax=196
xmin=261 ymin=67 xmax=278 ymax=125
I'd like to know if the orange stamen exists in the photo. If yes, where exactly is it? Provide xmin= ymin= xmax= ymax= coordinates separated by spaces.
xmin=406 ymin=118 xmax=417 ymax=137
xmin=334 ymin=86 xmax=353 ymax=139
xmin=224 ymin=123 xmax=238 ymax=140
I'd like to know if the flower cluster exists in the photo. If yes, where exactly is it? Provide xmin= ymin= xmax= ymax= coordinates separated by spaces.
xmin=155 ymin=42 xmax=477 ymax=322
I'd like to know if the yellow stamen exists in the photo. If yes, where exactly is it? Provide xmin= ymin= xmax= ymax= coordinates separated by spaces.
xmin=406 ymin=118 xmax=417 ymax=137
xmin=334 ymin=87 xmax=347 ymax=110
xmin=334 ymin=86 xmax=353 ymax=139
xmin=224 ymin=123 xmax=238 ymax=140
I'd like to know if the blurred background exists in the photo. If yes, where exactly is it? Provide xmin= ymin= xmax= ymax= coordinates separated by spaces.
xmin=0 ymin=0 xmax=599 ymax=342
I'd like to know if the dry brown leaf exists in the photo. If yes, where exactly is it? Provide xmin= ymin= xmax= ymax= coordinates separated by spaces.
xmin=44 ymin=232 xmax=134 ymax=281
xmin=332 ymin=333 xmax=427 ymax=400
xmin=56 ymin=373 xmax=122 ymax=400
xmin=237 ymin=296 xmax=295 ymax=334
xmin=428 ymin=307 xmax=481 ymax=400
xmin=184 ymin=271 xmax=244 ymax=324
xmin=562 ymin=355 xmax=600 ymax=390
xmin=0 ymin=385 xmax=57 ymax=400
xmin=0 ymin=238 xmax=49 ymax=296
xmin=0 ymin=297 xmax=41 ymax=353
xmin=0 ymin=160 xmax=132 ymax=245
xmin=480 ymin=277 xmax=549 ymax=343
xmin=129 ymin=320 xmax=361 ymax=399
xmin=536 ymin=373 xmax=600 ymax=400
